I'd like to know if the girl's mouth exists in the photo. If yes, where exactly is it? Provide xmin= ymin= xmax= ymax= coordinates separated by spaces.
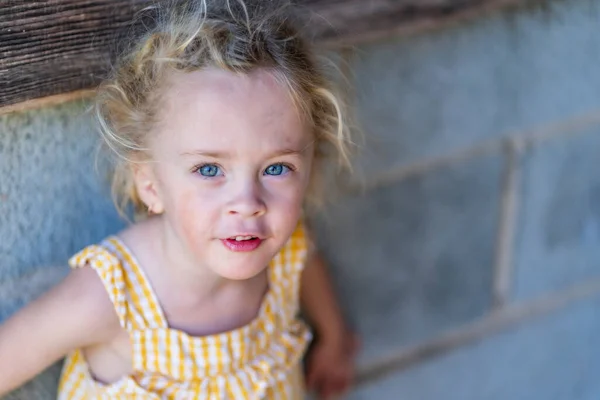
xmin=221 ymin=236 xmax=263 ymax=252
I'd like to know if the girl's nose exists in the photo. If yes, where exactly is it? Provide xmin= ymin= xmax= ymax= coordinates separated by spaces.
xmin=226 ymin=181 xmax=267 ymax=217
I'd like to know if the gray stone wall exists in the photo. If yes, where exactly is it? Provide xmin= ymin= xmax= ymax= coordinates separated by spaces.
xmin=1 ymin=0 xmax=600 ymax=398
xmin=313 ymin=0 xmax=600 ymax=397
xmin=0 ymin=102 xmax=124 ymax=399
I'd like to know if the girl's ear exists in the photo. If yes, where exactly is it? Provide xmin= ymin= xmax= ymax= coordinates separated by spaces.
xmin=132 ymin=163 xmax=165 ymax=214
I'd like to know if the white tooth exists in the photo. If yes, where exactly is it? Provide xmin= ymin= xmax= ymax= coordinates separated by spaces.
xmin=233 ymin=235 xmax=256 ymax=241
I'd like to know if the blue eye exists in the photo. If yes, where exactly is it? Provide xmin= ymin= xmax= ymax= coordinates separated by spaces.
xmin=197 ymin=164 xmax=221 ymax=177
xmin=264 ymin=163 xmax=290 ymax=176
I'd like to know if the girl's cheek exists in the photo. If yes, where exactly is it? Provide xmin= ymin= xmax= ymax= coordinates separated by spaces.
xmin=264 ymin=183 xmax=305 ymax=221
xmin=270 ymin=179 xmax=306 ymax=207
xmin=175 ymin=188 xmax=216 ymax=243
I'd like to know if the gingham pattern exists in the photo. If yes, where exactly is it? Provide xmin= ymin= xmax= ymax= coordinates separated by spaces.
xmin=58 ymin=223 xmax=311 ymax=400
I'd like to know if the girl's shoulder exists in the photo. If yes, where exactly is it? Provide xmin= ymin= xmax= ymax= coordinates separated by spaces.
xmin=70 ymin=218 xmax=159 ymax=274
xmin=67 ymin=218 xmax=160 ymax=325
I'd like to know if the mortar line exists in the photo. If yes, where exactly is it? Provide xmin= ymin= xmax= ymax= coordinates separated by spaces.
xmin=345 ymin=108 xmax=600 ymax=194
xmin=345 ymin=140 xmax=499 ymax=194
xmin=354 ymin=275 xmax=600 ymax=387
xmin=525 ymin=109 xmax=600 ymax=143
xmin=491 ymin=138 xmax=524 ymax=309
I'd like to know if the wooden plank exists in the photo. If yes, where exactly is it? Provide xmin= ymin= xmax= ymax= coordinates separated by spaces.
xmin=0 ymin=0 xmax=150 ymax=107
xmin=0 ymin=0 xmax=532 ymax=110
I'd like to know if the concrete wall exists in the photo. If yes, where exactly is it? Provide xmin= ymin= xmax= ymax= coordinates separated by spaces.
xmin=1 ymin=0 xmax=600 ymax=398
xmin=314 ymin=0 xmax=600 ymax=397
xmin=0 ymin=102 xmax=124 ymax=399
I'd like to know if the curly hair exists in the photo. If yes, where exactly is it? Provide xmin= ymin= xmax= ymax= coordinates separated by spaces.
xmin=95 ymin=0 xmax=353 ymax=218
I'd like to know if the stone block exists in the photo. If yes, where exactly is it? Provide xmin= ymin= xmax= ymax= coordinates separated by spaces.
xmin=312 ymin=154 xmax=502 ymax=364
xmin=513 ymin=128 xmax=600 ymax=300
xmin=347 ymin=294 xmax=600 ymax=400
xmin=351 ymin=0 xmax=600 ymax=175
xmin=0 ymin=101 xmax=124 ymax=282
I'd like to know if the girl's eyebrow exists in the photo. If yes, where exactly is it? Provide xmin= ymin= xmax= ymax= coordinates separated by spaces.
xmin=180 ymin=144 xmax=314 ymax=159
xmin=180 ymin=150 xmax=228 ymax=158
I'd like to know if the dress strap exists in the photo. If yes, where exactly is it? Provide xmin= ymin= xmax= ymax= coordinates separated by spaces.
xmin=69 ymin=245 xmax=129 ymax=329
xmin=104 ymin=237 xmax=167 ymax=329
xmin=267 ymin=221 xmax=309 ymax=324
xmin=69 ymin=238 xmax=167 ymax=331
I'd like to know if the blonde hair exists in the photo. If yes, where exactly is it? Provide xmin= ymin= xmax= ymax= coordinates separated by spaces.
xmin=95 ymin=0 xmax=353 ymax=218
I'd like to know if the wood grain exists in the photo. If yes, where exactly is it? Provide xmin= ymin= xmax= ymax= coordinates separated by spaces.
xmin=0 ymin=0 xmax=150 ymax=107
xmin=1 ymin=0 xmax=531 ymax=109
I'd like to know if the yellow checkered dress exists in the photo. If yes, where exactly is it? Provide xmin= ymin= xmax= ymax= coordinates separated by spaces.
xmin=57 ymin=224 xmax=311 ymax=399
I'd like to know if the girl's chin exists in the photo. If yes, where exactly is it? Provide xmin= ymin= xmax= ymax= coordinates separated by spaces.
xmin=213 ymin=264 xmax=268 ymax=281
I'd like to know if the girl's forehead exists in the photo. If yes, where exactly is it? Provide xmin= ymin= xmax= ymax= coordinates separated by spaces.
xmin=153 ymin=68 xmax=312 ymax=154
xmin=164 ymin=68 xmax=289 ymax=106
xmin=160 ymin=69 xmax=301 ymax=121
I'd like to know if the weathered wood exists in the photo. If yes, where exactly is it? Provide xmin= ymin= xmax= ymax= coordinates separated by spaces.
xmin=0 ymin=0 xmax=150 ymax=107
xmin=0 ymin=0 xmax=531 ymax=109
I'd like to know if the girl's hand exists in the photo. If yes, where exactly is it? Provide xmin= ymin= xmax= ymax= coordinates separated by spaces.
xmin=305 ymin=330 xmax=360 ymax=400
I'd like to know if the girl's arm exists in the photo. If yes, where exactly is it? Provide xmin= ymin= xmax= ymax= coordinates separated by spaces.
xmin=300 ymin=252 xmax=348 ymax=345
xmin=300 ymin=251 xmax=359 ymax=399
xmin=0 ymin=266 xmax=121 ymax=396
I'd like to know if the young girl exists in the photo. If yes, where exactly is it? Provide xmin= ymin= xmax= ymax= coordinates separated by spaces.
xmin=0 ymin=0 xmax=358 ymax=399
